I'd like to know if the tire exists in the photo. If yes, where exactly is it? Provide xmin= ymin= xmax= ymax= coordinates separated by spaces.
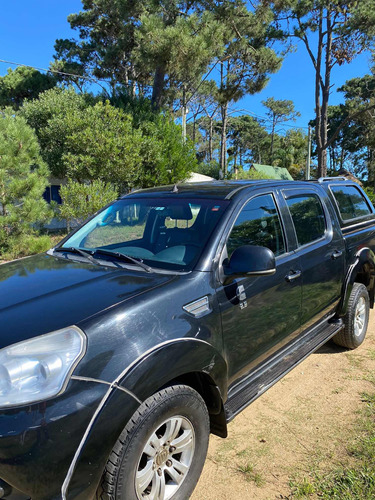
xmin=96 ymin=385 xmax=210 ymax=500
xmin=333 ymin=283 xmax=370 ymax=349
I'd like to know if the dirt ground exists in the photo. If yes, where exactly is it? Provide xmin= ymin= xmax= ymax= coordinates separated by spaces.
xmin=192 ymin=311 xmax=375 ymax=500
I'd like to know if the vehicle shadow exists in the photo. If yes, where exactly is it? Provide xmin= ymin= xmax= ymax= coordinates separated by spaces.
xmin=315 ymin=339 xmax=348 ymax=354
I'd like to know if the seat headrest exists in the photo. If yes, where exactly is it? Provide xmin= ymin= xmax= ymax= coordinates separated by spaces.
xmin=165 ymin=204 xmax=193 ymax=220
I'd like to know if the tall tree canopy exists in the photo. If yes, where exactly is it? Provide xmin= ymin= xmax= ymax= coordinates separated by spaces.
xmin=211 ymin=1 xmax=282 ymax=175
xmin=262 ymin=97 xmax=300 ymax=161
xmin=264 ymin=0 xmax=375 ymax=176
xmin=54 ymin=0 xmax=225 ymax=107
xmin=0 ymin=67 xmax=57 ymax=109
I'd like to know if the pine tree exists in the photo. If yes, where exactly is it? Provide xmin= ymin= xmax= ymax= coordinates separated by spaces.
xmin=262 ymin=97 xmax=300 ymax=162
xmin=0 ymin=112 xmax=50 ymax=253
xmin=264 ymin=0 xmax=375 ymax=176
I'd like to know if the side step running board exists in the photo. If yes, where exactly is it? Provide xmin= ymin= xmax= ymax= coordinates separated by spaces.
xmin=224 ymin=319 xmax=343 ymax=422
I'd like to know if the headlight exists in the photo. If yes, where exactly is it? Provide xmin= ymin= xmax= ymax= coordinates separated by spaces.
xmin=0 ymin=326 xmax=86 ymax=408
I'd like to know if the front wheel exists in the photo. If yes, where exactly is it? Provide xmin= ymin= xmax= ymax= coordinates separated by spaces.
xmin=333 ymin=283 xmax=370 ymax=349
xmin=96 ymin=385 xmax=210 ymax=500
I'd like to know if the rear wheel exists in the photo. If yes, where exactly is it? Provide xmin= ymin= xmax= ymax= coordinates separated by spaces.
xmin=96 ymin=385 xmax=210 ymax=500
xmin=333 ymin=283 xmax=370 ymax=349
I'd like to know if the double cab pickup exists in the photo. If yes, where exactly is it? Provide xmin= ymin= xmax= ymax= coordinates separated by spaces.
xmin=0 ymin=178 xmax=374 ymax=500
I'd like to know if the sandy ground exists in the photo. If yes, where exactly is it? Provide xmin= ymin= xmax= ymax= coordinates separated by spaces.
xmin=192 ymin=311 xmax=375 ymax=500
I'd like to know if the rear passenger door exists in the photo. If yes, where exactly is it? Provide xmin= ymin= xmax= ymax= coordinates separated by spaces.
xmin=281 ymin=188 xmax=345 ymax=329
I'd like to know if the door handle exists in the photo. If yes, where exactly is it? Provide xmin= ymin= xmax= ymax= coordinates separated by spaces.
xmin=285 ymin=270 xmax=302 ymax=282
xmin=331 ymin=250 xmax=343 ymax=260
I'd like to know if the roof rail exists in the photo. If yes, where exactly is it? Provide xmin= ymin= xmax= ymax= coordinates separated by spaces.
xmin=317 ymin=176 xmax=348 ymax=183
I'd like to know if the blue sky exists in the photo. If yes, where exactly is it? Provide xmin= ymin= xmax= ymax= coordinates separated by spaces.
xmin=0 ymin=1 xmax=372 ymax=133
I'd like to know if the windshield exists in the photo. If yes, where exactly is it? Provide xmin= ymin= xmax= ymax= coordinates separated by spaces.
xmin=60 ymin=197 xmax=230 ymax=271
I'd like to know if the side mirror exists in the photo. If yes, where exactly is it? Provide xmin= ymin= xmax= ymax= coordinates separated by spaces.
xmin=224 ymin=245 xmax=276 ymax=282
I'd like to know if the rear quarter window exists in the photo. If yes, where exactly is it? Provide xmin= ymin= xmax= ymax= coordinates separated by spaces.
xmin=330 ymin=185 xmax=373 ymax=222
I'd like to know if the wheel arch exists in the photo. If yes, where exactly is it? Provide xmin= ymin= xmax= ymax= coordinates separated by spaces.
xmin=338 ymin=247 xmax=375 ymax=316
xmin=119 ymin=338 xmax=229 ymax=438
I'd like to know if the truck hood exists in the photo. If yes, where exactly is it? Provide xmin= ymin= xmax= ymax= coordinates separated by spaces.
xmin=0 ymin=253 xmax=175 ymax=348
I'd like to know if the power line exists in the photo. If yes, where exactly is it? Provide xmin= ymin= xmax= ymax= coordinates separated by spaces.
xmin=0 ymin=58 xmax=112 ymax=93
xmin=0 ymin=58 xmax=311 ymax=133
xmin=185 ymin=60 xmax=220 ymax=106
xmin=173 ymin=60 xmax=220 ymax=114
xmin=235 ymin=108 xmax=309 ymax=130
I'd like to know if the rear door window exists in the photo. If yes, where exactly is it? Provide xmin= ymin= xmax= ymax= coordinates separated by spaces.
xmin=285 ymin=194 xmax=326 ymax=247
xmin=330 ymin=185 xmax=372 ymax=221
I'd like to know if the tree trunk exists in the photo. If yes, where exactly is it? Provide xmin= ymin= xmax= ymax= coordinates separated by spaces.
xmin=340 ymin=147 xmax=345 ymax=170
xmin=234 ymin=152 xmax=238 ymax=179
xmin=319 ymin=10 xmax=333 ymax=177
xmin=270 ymin=117 xmax=276 ymax=163
xmin=181 ymin=85 xmax=187 ymax=142
xmin=220 ymin=102 xmax=228 ymax=176
xmin=208 ymin=118 xmax=213 ymax=162
xmin=314 ymin=9 xmax=325 ymax=178
xmin=151 ymin=65 xmax=166 ymax=109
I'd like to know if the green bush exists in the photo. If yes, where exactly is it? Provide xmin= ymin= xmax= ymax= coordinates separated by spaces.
xmin=2 ymin=234 xmax=53 ymax=261
xmin=0 ymin=111 xmax=51 ymax=257
xmin=364 ymin=187 xmax=375 ymax=205
xmin=229 ymin=168 xmax=276 ymax=180
xmin=59 ymin=179 xmax=118 ymax=228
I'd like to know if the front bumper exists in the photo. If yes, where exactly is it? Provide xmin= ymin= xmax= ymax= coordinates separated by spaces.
xmin=0 ymin=379 xmax=108 ymax=500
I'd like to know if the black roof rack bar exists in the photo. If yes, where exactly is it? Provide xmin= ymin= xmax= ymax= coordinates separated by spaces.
xmin=318 ymin=176 xmax=348 ymax=183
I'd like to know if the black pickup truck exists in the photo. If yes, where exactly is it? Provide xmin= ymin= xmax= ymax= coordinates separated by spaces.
xmin=0 ymin=178 xmax=374 ymax=500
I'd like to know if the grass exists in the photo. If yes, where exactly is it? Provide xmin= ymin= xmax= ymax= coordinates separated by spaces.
xmin=0 ymin=232 xmax=67 ymax=262
xmin=289 ymin=389 xmax=375 ymax=499
xmin=236 ymin=462 xmax=265 ymax=487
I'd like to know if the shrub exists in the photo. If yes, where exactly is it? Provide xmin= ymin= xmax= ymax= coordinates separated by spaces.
xmin=59 ymin=179 xmax=118 ymax=229
xmin=2 ymin=234 xmax=53 ymax=261
xmin=0 ymin=111 xmax=51 ymax=257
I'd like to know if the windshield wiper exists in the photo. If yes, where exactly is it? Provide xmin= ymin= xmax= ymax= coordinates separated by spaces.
xmin=93 ymin=249 xmax=153 ymax=273
xmin=54 ymin=246 xmax=101 ymax=266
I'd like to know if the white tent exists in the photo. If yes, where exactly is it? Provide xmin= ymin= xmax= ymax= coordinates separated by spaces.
xmin=185 ymin=172 xmax=214 ymax=183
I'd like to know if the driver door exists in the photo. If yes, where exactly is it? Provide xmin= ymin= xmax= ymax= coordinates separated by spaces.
xmin=216 ymin=193 xmax=302 ymax=387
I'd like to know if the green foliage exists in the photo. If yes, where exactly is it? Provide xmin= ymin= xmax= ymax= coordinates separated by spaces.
xmin=227 ymin=115 xmax=270 ymax=166
xmin=273 ymin=129 xmax=308 ymax=179
xmin=364 ymin=187 xmax=375 ymax=205
xmin=0 ymin=112 xmax=51 ymax=255
xmin=59 ymin=180 xmax=118 ymax=225
xmin=224 ymin=114 xmax=306 ymax=179
xmin=2 ymin=234 xmax=53 ymax=261
xmin=55 ymin=1 xmax=226 ymax=107
xmin=135 ymin=9 xmax=225 ymax=106
xmin=334 ymin=67 xmax=375 ymax=182
xmin=61 ymin=101 xmax=142 ymax=190
xmin=21 ymin=89 xmax=194 ymax=189
xmin=20 ymin=87 xmax=95 ymax=178
xmin=137 ymin=115 xmax=196 ymax=187
xmin=196 ymin=161 xmax=221 ymax=180
xmin=266 ymin=0 xmax=375 ymax=176
xmin=231 ymin=168 xmax=275 ymax=180
xmin=262 ymin=97 xmax=300 ymax=160
xmin=0 ymin=67 xmax=57 ymax=110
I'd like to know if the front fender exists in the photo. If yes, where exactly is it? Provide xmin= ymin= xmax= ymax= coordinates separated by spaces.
xmin=63 ymin=338 xmax=228 ymax=499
